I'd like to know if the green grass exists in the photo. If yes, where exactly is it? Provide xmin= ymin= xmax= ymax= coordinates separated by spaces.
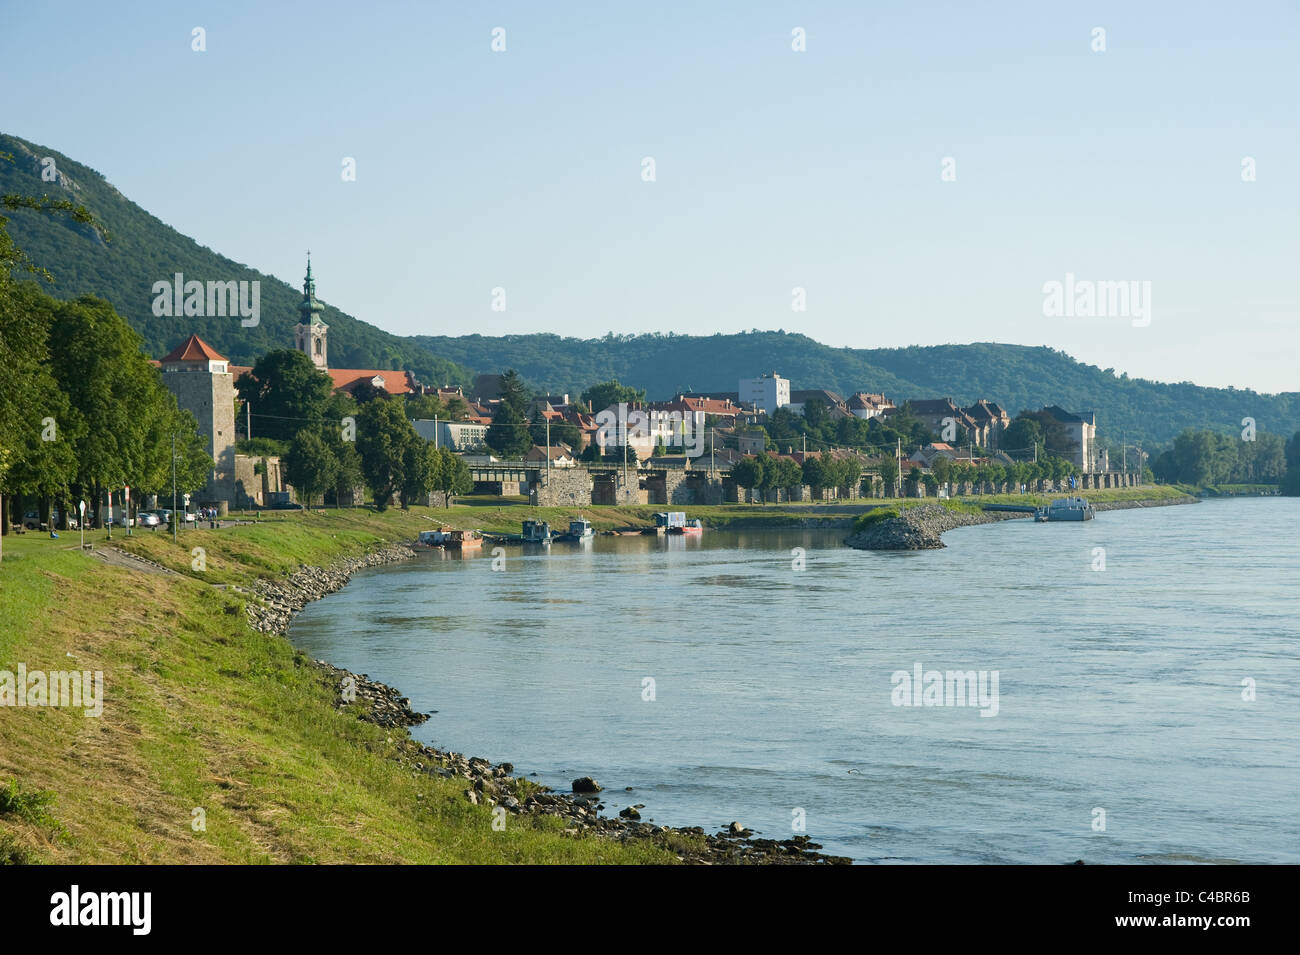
xmin=0 ymin=510 xmax=690 ymax=864
xmin=953 ymin=485 xmax=1191 ymax=508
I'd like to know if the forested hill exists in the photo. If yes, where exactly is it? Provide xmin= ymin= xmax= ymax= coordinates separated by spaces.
xmin=0 ymin=132 xmax=468 ymax=385
xmin=412 ymin=332 xmax=1299 ymax=446
xmin=5 ymin=132 xmax=1293 ymax=446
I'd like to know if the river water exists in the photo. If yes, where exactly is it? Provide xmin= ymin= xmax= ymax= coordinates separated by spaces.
xmin=288 ymin=498 xmax=1300 ymax=863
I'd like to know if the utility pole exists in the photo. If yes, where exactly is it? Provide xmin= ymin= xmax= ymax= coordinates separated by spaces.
xmin=172 ymin=431 xmax=178 ymax=544
xmin=106 ymin=489 xmax=112 ymax=541
xmin=433 ymin=415 xmax=439 ymax=450
xmin=546 ymin=415 xmax=551 ymax=499
xmin=710 ymin=427 xmax=715 ymax=473
xmin=247 ymin=402 xmax=252 ymax=442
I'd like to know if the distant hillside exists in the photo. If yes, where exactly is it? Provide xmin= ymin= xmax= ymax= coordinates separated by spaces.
xmin=0 ymin=132 xmax=469 ymax=385
xmin=412 ymin=332 xmax=1299 ymax=446
xmin=6 ymin=132 xmax=1294 ymax=447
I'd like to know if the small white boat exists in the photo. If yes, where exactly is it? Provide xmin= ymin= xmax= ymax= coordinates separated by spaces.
xmin=1036 ymin=497 xmax=1095 ymax=522
xmin=521 ymin=520 xmax=554 ymax=544
xmin=558 ymin=518 xmax=594 ymax=542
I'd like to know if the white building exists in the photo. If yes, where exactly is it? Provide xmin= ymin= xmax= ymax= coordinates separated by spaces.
xmin=739 ymin=372 xmax=790 ymax=416
xmin=411 ymin=419 xmax=488 ymax=451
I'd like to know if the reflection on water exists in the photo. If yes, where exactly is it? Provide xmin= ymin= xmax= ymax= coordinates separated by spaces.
xmin=289 ymin=500 xmax=1300 ymax=863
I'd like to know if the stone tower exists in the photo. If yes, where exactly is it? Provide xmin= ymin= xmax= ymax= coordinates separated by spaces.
xmin=294 ymin=255 xmax=328 ymax=369
xmin=160 ymin=334 xmax=236 ymax=506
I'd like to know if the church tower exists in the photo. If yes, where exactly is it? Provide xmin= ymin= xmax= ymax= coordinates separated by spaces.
xmin=294 ymin=255 xmax=328 ymax=369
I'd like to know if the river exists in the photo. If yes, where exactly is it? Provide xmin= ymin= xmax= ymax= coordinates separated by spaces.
xmin=288 ymin=498 xmax=1300 ymax=863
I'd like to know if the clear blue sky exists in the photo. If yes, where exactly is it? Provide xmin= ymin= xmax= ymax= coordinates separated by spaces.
xmin=3 ymin=0 xmax=1297 ymax=393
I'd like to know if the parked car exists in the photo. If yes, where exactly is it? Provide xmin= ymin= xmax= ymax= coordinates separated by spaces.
xmin=22 ymin=509 xmax=77 ymax=530
xmin=136 ymin=511 xmax=161 ymax=528
xmin=111 ymin=514 xmax=135 ymax=527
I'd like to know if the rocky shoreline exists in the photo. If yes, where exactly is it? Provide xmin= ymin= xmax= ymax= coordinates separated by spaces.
xmin=845 ymin=494 xmax=1197 ymax=550
xmin=243 ymin=541 xmax=849 ymax=864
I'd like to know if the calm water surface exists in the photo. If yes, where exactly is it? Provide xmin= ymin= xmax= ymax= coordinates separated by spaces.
xmin=289 ymin=498 xmax=1300 ymax=863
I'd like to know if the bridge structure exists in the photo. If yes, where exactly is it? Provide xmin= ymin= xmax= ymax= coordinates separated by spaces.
xmin=466 ymin=461 xmax=735 ymax=506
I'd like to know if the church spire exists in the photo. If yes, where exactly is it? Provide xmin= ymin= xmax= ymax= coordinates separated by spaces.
xmin=298 ymin=252 xmax=325 ymax=326
xmin=295 ymin=253 xmax=328 ymax=370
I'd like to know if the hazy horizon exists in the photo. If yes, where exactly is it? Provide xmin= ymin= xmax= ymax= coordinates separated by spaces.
xmin=3 ymin=0 xmax=1296 ymax=393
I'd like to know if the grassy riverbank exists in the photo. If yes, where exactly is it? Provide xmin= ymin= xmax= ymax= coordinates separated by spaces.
xmin=0 ymin=511 xmax=689 ymax=864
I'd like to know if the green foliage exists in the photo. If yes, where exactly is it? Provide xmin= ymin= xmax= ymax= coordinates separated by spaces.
xmin=852 ymin=508 xmax=900 ymax=533
xmin=0 ymin=778 xmax=62 ymax=834
xmin=1150 ymin=428 xmax=1286 ymax=487
xmin=485 ymin=369 xmax=532 ymax=458
xmin=283 ymin=430 xmax=339 ymax=508
xmin=432 ymin=447 xmax=473 ymax=506
xmin=0 ymin=133 xmax=470 ymax=386
xmin=580 ymin=379 xmax=644 ymax=413
xmin=236 ymin=350 xmax=334 ymax=443
xmin=356 ymin=398 xmax=417 ymax=510
xmin=412 ymin=331 xmax=1298 ymax=448
xmin=236 ymin=437 xmax=289 ymax=457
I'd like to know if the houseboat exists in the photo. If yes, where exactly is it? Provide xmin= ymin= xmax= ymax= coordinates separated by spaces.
xmin=447 ymin=529 xmax=483 ymax=550
xmin=654 ymin=511 xmax=687 ymax=534
xmin=1035 ymin=497 xmax=1096 ymax=522
xmin=416 ymin=527 xmax=454 ymax=548
xmin=557 ymin=518 xmax=594 ymax=542
xmin=667 ymin=518 xmax=704 ymax=535
xmin=521 ymin=519 xmax=554 ymax=544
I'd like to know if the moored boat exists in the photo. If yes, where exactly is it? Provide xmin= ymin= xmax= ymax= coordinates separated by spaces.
xmin=667 ymin=518 xmax=704 ymax=535
xmin=447 ymin=529 xmax=482 ymax=550
xmin=1035 ymin=497 xmax=1095 ymax=522
xmin=521 ymin=519 xmax=554 ymax=544
xmin=557 ymin=518 xmax=594 ymax=542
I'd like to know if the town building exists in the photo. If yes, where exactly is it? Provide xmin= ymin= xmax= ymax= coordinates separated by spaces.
xmin=789 ymin=389 xmax=850 ymax=418
xmin=411 ymin=419 xmax=488 ymax=451
xmin=288 ymin=257 xmax=426 ymax=396
xmin=739 ymin=372 xmax=791 ymax=416
xmin=847 ymin=392 xmax=895 ymax=419
xmin=1039 ymin=406 xmax=1100 ymax=471
xmin=158 ymin=335 xmax=236 ymax=507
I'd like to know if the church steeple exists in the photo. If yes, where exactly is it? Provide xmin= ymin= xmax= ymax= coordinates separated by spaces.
xmin=295 ymin=253 xmax=329 ymax=369
xmin=298 ymin=253 xmax=326 ymax=326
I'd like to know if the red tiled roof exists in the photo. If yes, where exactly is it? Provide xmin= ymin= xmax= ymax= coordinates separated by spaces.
xmin=326 ymin=369 xmax=417 ymax=395
xmin=161 ymin=334 xmax=228 ymax=363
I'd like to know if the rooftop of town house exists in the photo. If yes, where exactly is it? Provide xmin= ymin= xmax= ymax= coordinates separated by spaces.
xmin=326 ymin=368 xmax=420 ymax=395
xmin=161 ymin=334 xmax=228 ymax=364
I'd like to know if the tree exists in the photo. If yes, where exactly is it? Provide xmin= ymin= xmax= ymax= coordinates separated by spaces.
xmin=731 ymin=455 xmax=764 ymax=502
xmin=486 ymin=369 xmax=532 ymax=458
xmin=400 ymin=437 xmax=439 ymax=508
xmin=235 ymin=350 xmax=334 ymax=443
xmin=931 ymin=455 xmax=953 ymax=488
xmin=1002 ymin=417 xmax=1043 ymax=461
xmin=771 ymin=457 xmax=803 ymax=500
xmin=284 ymin=429 xmax=338 ymax=508
xmin=349 ymin=380 xmax=390 ymax=404
xmin=433 ymin=448 xmax=474 ymax=507
xmin=1283 ymin=432 xmax=1300 ymax=496
xmin=327 ymin=436 xmax=363 ymax=507
xmin=834 ymin=456 xmax=862 ymax=496
xmin=404 ymin=393 xmax=448 ymax=420
xmin=801 ymin=455 xmax=827 ymax=491
xmin=878 ymin=457 xmax=899 ymax=496
xmin=356 ymin=397 xmax=419 ymax=510
xmin=580 ymin=379 xmax=644 ymax=414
